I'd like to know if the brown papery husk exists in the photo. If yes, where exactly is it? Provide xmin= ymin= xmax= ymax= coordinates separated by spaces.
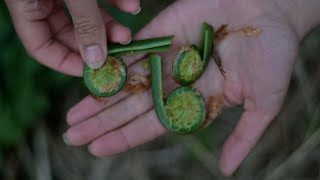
xmin=90 ymin=94 xmax=109 ymax=105
xmin=202 ymin=94 xmax=224 ymax=128
xmin=124 ymin=74 xmax=150 ymax=94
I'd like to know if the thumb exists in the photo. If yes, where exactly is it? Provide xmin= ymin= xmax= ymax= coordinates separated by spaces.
xmin=65 ymin=0 xmax=106 ymax=69
xmin=219 ymin=110 xmax=277 ymax=176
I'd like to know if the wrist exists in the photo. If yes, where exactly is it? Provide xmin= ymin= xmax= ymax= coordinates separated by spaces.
xmin=274 ymin=0 xmax=320 ymax=40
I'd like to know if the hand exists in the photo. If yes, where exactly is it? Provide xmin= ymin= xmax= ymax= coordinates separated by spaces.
xmin=4 ymin=0 xmax=140 ymax=75
xmin=64 ymin=0 xmax=301 ymax=176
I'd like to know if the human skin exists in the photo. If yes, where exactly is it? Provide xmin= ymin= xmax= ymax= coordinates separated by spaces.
xmin=7 ymin=0 xmax=320 ymax=177
xmin=4 ymin=0 xmax=140 ymax=72
xmin=64 ymin=0 xmax=320 ymax=176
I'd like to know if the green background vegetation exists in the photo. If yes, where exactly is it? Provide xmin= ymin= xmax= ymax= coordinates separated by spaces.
xmin=1 ymin=0 xmax=320 ymax=179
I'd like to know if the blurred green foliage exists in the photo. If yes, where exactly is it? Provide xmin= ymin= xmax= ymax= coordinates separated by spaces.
xmin=305 ymin=106 xmax=320 ymax=138
xmin=0 ymin=2 xmax=73 ymax=152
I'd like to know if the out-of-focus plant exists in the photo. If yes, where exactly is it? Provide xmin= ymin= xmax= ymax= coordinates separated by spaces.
xmin=0 ymin=1 xmax=73 ymax=167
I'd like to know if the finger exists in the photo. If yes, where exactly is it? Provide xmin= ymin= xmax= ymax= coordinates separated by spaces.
xmin=106 ymin=21 xmax=132 ymax=44
xmin=5 ymin=0 xmax=85 ymax=76
xmin=99 ymin=9 xmax=132 ymax=44
xmin=108 ymin=0 xmax=141 ymax=14
xmin=64 ymin=0 xmax=106 ymax=69
xmin=66 ymin=56 xmax=149 ymax=126
xmin=50 ymin=20 xmax=133 ymax=56
xmin=48 ymin=9 xmax=132 ymax=52
xmin=100 ymin=8 xmax=113 ymax=24
xmin=89 ymin=109 xmax=166 ymax=157
xmin=65 ymin=90 xmax=153 ymax=146
xmin=219 ymin=110 xmax=275 ymax=176
xmin=66 ymin=93 xmax=129 ymax=126
xmin=47 ymin=8 xmax=78 ymax=52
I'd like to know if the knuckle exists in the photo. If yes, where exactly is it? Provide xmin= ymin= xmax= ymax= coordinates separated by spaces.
xmin=74 ymin=18 xmax=102 ymax=37
xmin=28 ymin=38 xmax=54 ymax=60
xmin=18 ymin=0 xmax=51 ymax=20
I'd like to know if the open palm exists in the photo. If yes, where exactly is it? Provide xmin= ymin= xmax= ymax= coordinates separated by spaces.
xmin=65 ymin=0 xmax=299 ymax=176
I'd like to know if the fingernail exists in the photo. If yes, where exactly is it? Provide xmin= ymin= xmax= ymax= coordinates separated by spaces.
xmin=120 ymin=37 xmax=132 ymax=45
xmin=63 ymin=133 xmax=70 ymax=146
xmin=84 ymin=45 xmax=105 ymax=69
xmin=131 ymin=7 xmax=141 ymax=15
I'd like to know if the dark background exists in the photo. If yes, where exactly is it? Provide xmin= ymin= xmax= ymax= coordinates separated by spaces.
xmin=1 ymin=0 xmax=320 ymax=179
